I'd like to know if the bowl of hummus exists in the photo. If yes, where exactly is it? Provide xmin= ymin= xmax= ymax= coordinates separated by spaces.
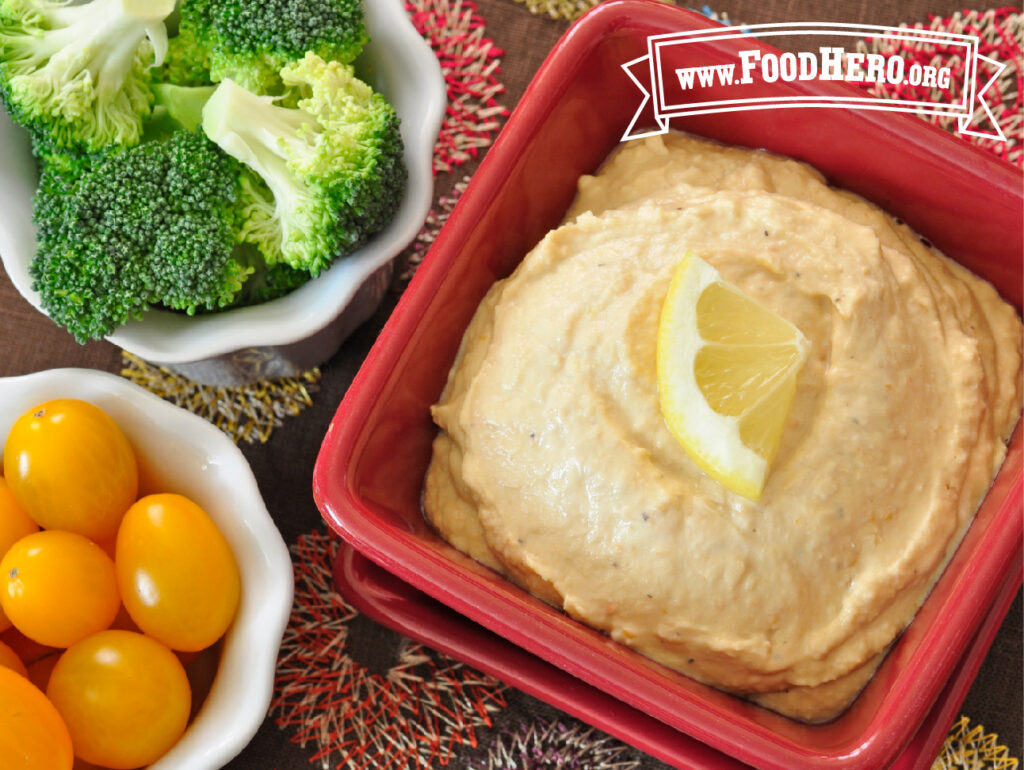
xmin=313 ymin=2 xmax=1023 ymax=767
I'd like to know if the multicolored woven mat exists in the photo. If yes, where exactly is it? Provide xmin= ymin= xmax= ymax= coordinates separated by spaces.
xmin=272 ymin=530 xmax=1021 ymax=769
xmin=856 ymin=8 xmax=1022 ymax=166
xmin=123 ymin=3 xmax=1022 ymax=768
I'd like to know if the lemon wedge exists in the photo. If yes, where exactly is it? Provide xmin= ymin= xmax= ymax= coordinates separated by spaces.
xmin=657 ymin=252 xmax=809 ymax=501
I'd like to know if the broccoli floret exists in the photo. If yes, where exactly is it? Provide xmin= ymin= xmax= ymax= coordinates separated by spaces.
xmin=29 ymin=129 xmax=254 ymax=342
xmin=230 ymin=242 xmax=313 ymax=306
xmin=178 ymin=0 xmax=367 ymax=94
xmin=0 ymin=0 xmax=175 ymax=153
xmin=31 ymin=148 xmax=86 ymax=251
xmin=202 ymin=53 xmax=406 ymax=275
xmin=151 ymin=24 xmax=213 ymax=88
xmin=28 ymin=128 xmax=99 ymax=181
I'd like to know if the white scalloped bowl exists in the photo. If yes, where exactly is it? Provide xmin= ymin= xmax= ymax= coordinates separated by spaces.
xmin=0 ymin=0 xmax=445 ymax=385
xmin=0 ymin=368 xmax=293 ymax=769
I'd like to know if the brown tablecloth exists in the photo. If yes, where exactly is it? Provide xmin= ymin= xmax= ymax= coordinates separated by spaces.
xmin=0 ymin=1 xmax=1020 ymax=767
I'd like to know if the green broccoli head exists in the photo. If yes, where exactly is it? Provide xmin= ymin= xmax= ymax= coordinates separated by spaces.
xmin=29 ymin=129 xmax=254 ymax=342
xmin=27 ymin=128 xmax=99 ymax=182
xmin=179 ymin=0 xmax=367 ymax=94
xmin=202 ymin=53 xmax=406 ymax=276
xmin=0 ymin=0 xmax=175 ymax=153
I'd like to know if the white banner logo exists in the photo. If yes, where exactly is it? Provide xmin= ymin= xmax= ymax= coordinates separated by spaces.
xmin=622 ymin=23 xmax=1007 ymax=142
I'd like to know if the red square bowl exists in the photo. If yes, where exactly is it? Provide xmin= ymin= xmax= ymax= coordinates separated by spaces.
xmin=313 ymin=2 xmax=1023 ymax=768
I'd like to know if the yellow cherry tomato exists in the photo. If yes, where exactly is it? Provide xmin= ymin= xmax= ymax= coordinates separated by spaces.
xmin=1 ymin=530 xmax=121 ymax=648
xmin=47 ymin=630 xmax=191 ymax=770
xmin=0 ymin=665 xmax=74 ymax=770
xmin=0 ymin=638 xmax=27 ymax=677
xmin=116 ymin=493 xmax=240 ymax=651
xmin=0 ymin=477 xmax=39 ymax=632
xmin=3 ymin=399 xmax=138 ymax=541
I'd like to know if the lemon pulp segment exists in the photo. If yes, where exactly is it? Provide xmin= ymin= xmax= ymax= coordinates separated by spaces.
xmin=656 ymin=253 xmax=808 ymax=500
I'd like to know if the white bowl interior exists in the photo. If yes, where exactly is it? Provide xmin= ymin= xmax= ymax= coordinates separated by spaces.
xmin=0 ymin=0 xmax=445 ymax=363
xmin=0 ymin=369 xmax=293 ymax=770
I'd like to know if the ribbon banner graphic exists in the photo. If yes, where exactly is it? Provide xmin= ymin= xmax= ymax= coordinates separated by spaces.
xmin=622 ymin=23 xmax=1008 ymax=142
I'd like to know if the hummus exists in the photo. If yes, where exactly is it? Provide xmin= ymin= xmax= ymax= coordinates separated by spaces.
xmin=422 ymin=132 xmax=1023 ymax=721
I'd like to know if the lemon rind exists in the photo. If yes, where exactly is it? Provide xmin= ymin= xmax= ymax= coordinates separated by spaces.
xmin=656 ymin=252 xmax=807 ymax=501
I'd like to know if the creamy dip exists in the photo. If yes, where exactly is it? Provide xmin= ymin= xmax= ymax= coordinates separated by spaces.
xmin=422 ymin=132 xmax=1023 ymax=721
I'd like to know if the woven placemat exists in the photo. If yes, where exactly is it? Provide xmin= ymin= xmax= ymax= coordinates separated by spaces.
xmin=120 ymin=353 xmax=321 ymax=444
xmin=855 ymin=9 xmax=1022 ymax=167
xmin=935 ymin=717 xmax=1020 ymax=770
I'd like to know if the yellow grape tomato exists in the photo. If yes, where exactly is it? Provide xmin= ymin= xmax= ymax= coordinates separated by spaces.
xmin=47 ymin=630 xmax=191 ymax=770
xmin=0 ymin=665 xmax=74 ymax=770
xmin=116 ymin=493 xmax=241 ymax=652
xmin=0 ymin=530 xmax=121 ymax=648
xmin=0 ymin=477 xmax=39 ymax=633
xmin=3 ymin=399 xmax=138 ymax=542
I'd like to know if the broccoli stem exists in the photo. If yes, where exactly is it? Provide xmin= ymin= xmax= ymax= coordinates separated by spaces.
xmin=31 ymin=0 xmax=172 ymax=83
xmin=151 ymin=83 xmax=216 ymax=130
xmin=1 ymin=0 xmax=174 ymax=149
xmin=203 ymin=77 xmax=319 ymax=258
